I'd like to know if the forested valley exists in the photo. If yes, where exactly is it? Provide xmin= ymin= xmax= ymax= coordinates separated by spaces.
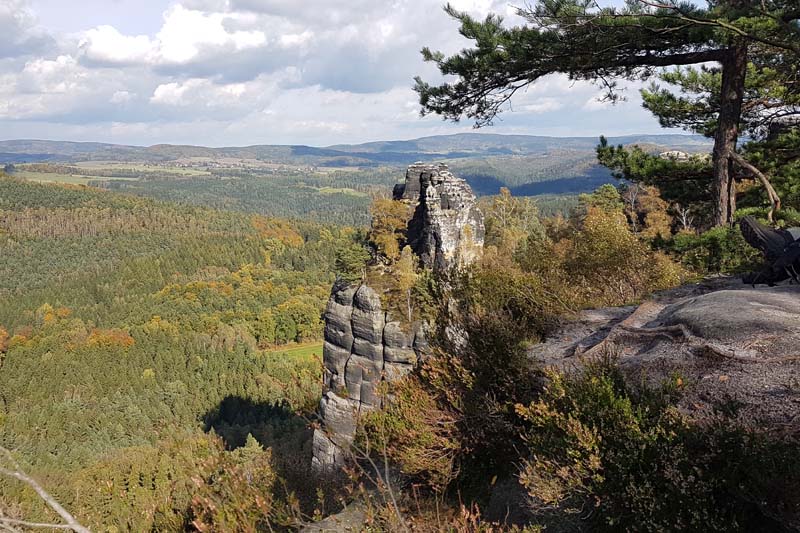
xmin=0 ymin=175 xmax=364 ymax=529
xmin=1 ymin=0 xmax=800 ymax=530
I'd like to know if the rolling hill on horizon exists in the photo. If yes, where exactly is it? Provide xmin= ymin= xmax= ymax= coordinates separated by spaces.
xmin=0 ymin=132 xmax=711 ymax=165
xmin=0 ymin=133 xmax=713 ymax=224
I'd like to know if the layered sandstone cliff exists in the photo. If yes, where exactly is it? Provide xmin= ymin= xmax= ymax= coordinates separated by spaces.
xmin=395 ymin=162 xmax=485 ymax=272
xmin=311 ymin=283 xmax=428 ymax=470
xmin=312 ymin=163 xmax=483 ymax=471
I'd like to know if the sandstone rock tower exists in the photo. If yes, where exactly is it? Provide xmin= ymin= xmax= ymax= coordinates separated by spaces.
xmin=312 ymin=163 xmax=483 ymax=471
xmin=395 ymin=162 xmax=485 ymax=272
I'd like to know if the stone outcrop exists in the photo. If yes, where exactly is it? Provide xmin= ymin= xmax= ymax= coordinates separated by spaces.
xmin=312 ymin=163 xmax=483 ymax=472
xmin=767 ymin=116 xmax=800 ymax=141
xmin=394 ymin=162 xmax=484 ymax=272
xmin=311 ymin=282 xmax=428 ymax=471
xmin=529 ymin=278 xmax=800 ymax=430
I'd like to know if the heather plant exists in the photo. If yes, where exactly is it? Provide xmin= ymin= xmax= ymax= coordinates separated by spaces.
xmin=517 ymin=360 xmax=800 ymax=532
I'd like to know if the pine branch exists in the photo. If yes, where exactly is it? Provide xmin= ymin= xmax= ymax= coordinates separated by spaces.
xmin=640 ymin=0 xmax=800 ymax=55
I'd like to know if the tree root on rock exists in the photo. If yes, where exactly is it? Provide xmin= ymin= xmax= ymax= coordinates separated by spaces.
xmin=576 ymin=322 xmax=800 ymax=364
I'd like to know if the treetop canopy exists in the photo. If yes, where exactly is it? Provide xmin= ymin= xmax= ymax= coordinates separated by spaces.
xmin=416 ymin=0 xmax=800 ymax=127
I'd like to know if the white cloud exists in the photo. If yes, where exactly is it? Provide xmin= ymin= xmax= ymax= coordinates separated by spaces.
xmin=520 ymin=99 xmax=564 ymax=114
xmin=0 ymin=0 xmax=673 ymax=145
xmin=221 ymin=83 xmax=246 ymax=97
xmin=77 ymin=5 xmax=269 ymax=68
xmin=150 ymin=80 xmax=198 ymax=105
xmin=0 ymin=0 xmax=54 ymax=59
xmin=110 ymin=90 xmax=134 ymax=103
xmin=279 ymin=30 xmax=313 ymax=49
xmin=80 ymin=25 xmax=153 ymax=64
xmin=19 ymin=55 xmax=84 ymax=94
xmin=155 ymin=5 xmax=266 ymax=63
xmin=583 ymin=93 xmax=615 ymax=111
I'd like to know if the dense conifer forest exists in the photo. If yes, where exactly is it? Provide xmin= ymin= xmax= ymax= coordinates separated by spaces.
xmin=0 ymin=175 xmax=362 ymax=529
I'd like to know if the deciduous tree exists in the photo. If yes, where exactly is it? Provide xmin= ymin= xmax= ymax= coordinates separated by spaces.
xmin=395 ymin=246 xmax=419 ymax=322
xmin=369 ymin=198 xmax=411 ymax=261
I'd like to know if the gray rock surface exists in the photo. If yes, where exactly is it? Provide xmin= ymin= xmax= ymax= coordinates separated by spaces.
xmin=313 ymin=163 xmax=485 ymax=471
xmin=312 ymin=283 xmax=427 ymax=472
xmin=661 ymin=288 xmax=800 ymax=356
xmin=301 ymin=501 xmax=366 ymax=532
xmin=530 ymin=278 xmax=800 ymax=429
xmin=395 ymin=162 xmax=484 ymax=272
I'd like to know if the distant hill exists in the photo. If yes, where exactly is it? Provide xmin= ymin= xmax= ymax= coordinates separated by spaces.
xmin=0 ymin=133 xmax=712 ymax=201
xmin=0 ymin=133 xmax=711 ymax=165
xmin=327 ymin=132 xmax=711 ymax=155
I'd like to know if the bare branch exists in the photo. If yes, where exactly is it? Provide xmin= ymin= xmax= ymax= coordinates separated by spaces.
xmin=0 ymin=518 xmax=75 ymax=531
xmin=730 ymin=152 xmax=782 ymax=222
xmin=0 ymin=447 xmax=91 ymax=533
xmin=347 ymin=423 xmax=409 ymax=532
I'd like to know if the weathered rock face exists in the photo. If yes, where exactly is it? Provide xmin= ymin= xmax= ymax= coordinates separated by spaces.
xmin=313 ymin=163 xmax=482 ymax=471
xmin=767 ymin=116 xmax=800 ymax=141
xmin=394 ymin=162 xmax=485 ymax=272
xmin=312 ymin=282 xmax=427 ymax=472
xmin=529 ymin=279 xmax=800 ymax=430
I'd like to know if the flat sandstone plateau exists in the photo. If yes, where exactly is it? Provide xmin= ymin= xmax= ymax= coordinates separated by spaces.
xmin=530 ymin=277 xmax=800 ymax=429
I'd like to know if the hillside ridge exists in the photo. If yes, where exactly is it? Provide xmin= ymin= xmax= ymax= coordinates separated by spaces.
xmin=0 ymin=133 xmax=711 ymax=162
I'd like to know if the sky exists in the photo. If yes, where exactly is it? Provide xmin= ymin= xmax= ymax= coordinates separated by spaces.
xmin=0 ymin=0 xmax=685 ymax=147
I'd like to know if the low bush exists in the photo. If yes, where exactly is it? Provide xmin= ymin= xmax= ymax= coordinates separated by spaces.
xmin=561 ymin=207 xmax=684 ymax=306
xmin=360 ymin=293 xmax=545 ymax=498
xmin=735 ymin=206 xmax=800 ymax=228
xmin=669 ymin=225 xmax=761 ymax=274
xmin=517 ymin=360 xmax=800 ymax=532
xmin=360 ymin=359 xmax=464 ymax=492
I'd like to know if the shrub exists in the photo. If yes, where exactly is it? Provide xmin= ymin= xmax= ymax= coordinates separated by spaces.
xmin=188 ymin=435 xmax=296 ymax=532
xmin=360 ymin=362 xmax=463 ymax=492
xmin=361 ymin=265 xmax=549 ymax=497
xmin=516 ymin=361 xmax=800 ymax=532
xmin=735 ymin=206 xmax=800 ymax=228
xmin=372 ymin=499 xmax=543 ymax=532
xmin=369 ymin=198 xmax=412 ymax=261
xmin=670 ymin=225 xmax=761 ymax=274
xmin=561 ymin=207 xmax=684 ymax=306
xmin=457 ymin=253 xmax=571 ymax=342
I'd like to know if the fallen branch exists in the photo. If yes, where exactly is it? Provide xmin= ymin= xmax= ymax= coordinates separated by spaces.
xmin=0 ymin=447 xmax=90 ymax=533
xmin=0 ymin=518 xmax=75 ymax=530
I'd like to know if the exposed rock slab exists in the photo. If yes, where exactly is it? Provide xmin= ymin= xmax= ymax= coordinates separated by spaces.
xmin=660 ymin=288 xmax=800 ymax=356
xmin=530 ymin=278 xmax=800 ymax=430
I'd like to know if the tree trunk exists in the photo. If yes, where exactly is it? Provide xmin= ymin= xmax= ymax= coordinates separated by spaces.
xmin=711 ymin=41 xmax=748 ymax=226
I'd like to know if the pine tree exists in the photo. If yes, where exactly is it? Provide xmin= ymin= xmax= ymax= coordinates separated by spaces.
xmin=334 ymin=244 xmax=370 ymax=283
xmin=415 ymin=0 xmax=800 ymax=225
